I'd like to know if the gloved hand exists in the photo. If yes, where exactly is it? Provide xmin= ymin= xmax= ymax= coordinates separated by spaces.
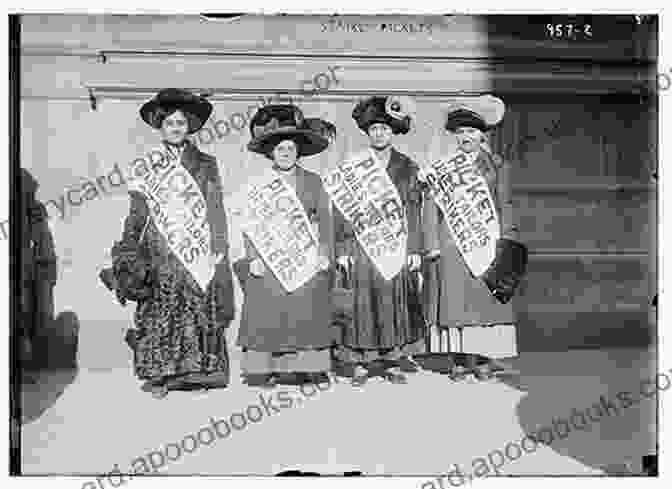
xmin=337 ymin=255 xmax=353 ymax=269
xmin=250 ymin=258 xmax=265 ymax=277
xmin=407 ymin=253 xmax=421 ymax=271
xmin=425 ymin=249 xmax=441 ymax=261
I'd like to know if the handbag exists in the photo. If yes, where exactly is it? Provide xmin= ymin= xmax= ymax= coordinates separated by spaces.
xmin=100 ymin=216 xmax=155 ymax=305
xmin=481 ymin=238 xmax=528 ymax=304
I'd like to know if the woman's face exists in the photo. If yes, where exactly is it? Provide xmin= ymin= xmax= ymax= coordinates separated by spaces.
xmin=272 ymin=139 xmax=299 ymax=170
xmin=368 ymin=123 xmax=393 ymax=150
xmin=160 ymin=110 xmax=189 ymax=145
xmin=454 ymin=126 xmax=484 ymax=153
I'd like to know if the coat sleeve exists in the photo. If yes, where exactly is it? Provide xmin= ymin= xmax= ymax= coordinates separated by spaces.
xmin=205 ymin=157 xmax=236 ymax=325
xmin=333 ymin=201 xmax=354 ymax=258
xmin=497 ymin=157 xmax=519 ymax=241
xmin=422 ymin=187 xmax=441 ymax=252
xmin=206 ymin=158 xmax=229 ymax=256
xmin=316 ymin=175 xmax=334 ymax=260
xmin=406 ymin=165 xmax=423 ymax=254
xmin=120 ymin=190 xmax=150 ymax=245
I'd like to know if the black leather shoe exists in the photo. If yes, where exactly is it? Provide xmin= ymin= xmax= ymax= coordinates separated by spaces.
xmin=397 ymin=356 xmax=420 ymax=373
xmin=243 ymin=373 xmax=277 ymax=388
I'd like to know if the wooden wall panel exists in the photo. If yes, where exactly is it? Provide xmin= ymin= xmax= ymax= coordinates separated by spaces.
xmin=516 ymin=191 xmax=654 ymax=251
xmin=518 ymin=260 xmax=651 ymax=311
xmin=492 ymin=94 xmax=657 ymax=351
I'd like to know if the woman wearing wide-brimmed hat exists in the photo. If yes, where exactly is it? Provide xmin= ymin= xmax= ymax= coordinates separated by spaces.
xmin=234 ymin=104 xmax=335 ymax=388
xmin=106 ymin=88 xmax=235 ymax=398
xmin=422 ymin=95 xmax=525 ymax=380
xmin=332 ymin=95 xmax=427 ymax=387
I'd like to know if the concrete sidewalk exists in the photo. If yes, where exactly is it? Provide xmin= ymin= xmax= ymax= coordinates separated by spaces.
xmin=20 ymin=347 xmax=655 ymax=477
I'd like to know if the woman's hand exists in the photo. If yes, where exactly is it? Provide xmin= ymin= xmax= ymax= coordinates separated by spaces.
xmin=337 ymin=255 xmax=353 ymax=269
xmin=250 ymin=258 xmax=266 ymax=277
xmin=209 ymin=252 xmax=225 ymax=269
xmin=425 ymin=249 xmax=441 ymax=260
xmin=407 ymin=253 xmax=421 ymax=271
xmin=317 ymin=254 xmax=330 ymax=272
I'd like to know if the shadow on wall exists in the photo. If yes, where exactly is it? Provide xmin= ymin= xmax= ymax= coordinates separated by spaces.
xmin=22 ymin=167 xmax=81 ymax=372
xmin=33 ymin=310 xmax=80 ymax=370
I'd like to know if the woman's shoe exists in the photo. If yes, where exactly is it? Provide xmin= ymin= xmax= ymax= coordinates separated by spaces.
xmin=141 ymin=379 xmax=164 ymax=392
xmin=351 ymin=366 xmax=369 ymax=387
xmin=486 ymin=359 xmax=520 ymax=377
xmin=473 ymin=364 xmax=496 ymax=381
xmin=150 ymin=384 xmax=169 ymax=399
xmin=383 ymin=368 xmax=408 ymax=384
xmin=449 ymin=365 xmax=469 ymax=381
xmin=304 ymin=372 xmax=330 ymax=385
xmin=244 ymin=373 xmax=277 ymax=388
xmin=397 ymin=356 xmax=420 ymax=373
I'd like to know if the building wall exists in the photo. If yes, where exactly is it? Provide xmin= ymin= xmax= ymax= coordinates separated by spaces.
xmin=20 ymin=14 xmax=657 ymax=368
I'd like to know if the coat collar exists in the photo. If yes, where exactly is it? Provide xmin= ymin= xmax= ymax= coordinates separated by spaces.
xmin=157 ymin=140 xmax=217 ymax=184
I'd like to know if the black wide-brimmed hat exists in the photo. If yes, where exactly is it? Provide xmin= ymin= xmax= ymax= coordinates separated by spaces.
xmin=443 ymin=95 xmax=505 ymax=133
xmin=304 ymin=118 xmax=337 ymax=146
xmin=140 ymin=88 xmax=213 ymax=134
xmin=352 ymin=96 xmax=415 ymax=135
xmin=247 ymin=105 xmax=331 ymax=158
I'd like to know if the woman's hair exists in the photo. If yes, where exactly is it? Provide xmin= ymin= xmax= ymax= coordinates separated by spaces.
xmin=151 ymin=107 xmax=201 ymax=133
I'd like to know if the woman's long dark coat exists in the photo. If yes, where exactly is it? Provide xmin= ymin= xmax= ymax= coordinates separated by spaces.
xmin=423 ymin=149 xmax=517 ymax=328
xmin=333 ymin=147 xmax=426 ymax=353
xmin=236 ymin=165 xmax=334 ymax=353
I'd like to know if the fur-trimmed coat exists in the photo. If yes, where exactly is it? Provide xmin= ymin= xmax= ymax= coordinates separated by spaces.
xmin=422 ymin=149 xmax=517 ymax=328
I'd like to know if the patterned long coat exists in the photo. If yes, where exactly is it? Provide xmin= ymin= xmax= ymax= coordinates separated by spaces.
xmin=422 ymin=149 xmax=517 ymax=329
xmin=333 ymin=147 xmax=426 ymax=360
xmin=116 ymin=141 xmax=235 ymax=382
xmin=236 ymin=165 xmax=334 ymax=353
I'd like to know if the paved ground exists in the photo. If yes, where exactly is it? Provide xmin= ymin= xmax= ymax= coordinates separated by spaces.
xmin=21 ymin=347 xmax=655 ymax=478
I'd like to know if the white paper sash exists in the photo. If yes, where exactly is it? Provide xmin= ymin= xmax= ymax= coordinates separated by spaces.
xmin=323 ymin=149 xmax=407 ymax=280
xmin=128 ymin=148 xmax=216 ymax=293
xmin=420 ymin=150 xmax=500 ymax=277
xmin=229 ymin=168 xmax=321 ymax=293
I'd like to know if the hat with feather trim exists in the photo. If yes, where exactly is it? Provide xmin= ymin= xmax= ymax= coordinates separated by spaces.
xmin=352 ymin=96 xmax=415 ymax=135
xmin=443 ymin=95 xmax=506 ymax=133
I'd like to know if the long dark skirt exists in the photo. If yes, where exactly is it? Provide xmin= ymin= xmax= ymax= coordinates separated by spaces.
xmin=333 ymin=247 xmax=426 ymax=364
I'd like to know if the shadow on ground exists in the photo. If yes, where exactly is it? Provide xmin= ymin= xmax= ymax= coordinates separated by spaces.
xmin=22 ymin=368 xmax=79 ymax=425
xmin=498 ymin=347 xmax=656 ymax=475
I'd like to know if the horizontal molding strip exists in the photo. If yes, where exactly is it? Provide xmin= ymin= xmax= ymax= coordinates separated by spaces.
xmin=94 ymin=50 xmax=658 ymax=66
xmin=529 ymin=249 xmax=652 ymax=260
xmin=77 ymin=87 xmax=659 ymax=105
xmin=513 ymin=183 xmax=656 ymax=193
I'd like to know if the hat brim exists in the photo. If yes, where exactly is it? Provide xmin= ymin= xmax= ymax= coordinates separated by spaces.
xmin=442 ymin=95 xmax=506 ymax=132
xmin=247 ymin=127 xmax=329 ymax=158
xmin=140 ymin=97 xmax=213 ymax=134
xmin=444 ymin=110 xmax=489 ymax=132
xmin=358 ymin=116 xmax=410 ymax=135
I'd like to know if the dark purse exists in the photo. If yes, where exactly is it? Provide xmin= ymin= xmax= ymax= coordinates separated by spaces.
xmin=481 ymin=238 xmax=528 ymax=304
xmin=100 ymin=217 xmax=154 ymax=306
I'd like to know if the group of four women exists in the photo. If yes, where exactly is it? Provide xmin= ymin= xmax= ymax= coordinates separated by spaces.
xmin=107 ymin=88 xmax=520 ymax=398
